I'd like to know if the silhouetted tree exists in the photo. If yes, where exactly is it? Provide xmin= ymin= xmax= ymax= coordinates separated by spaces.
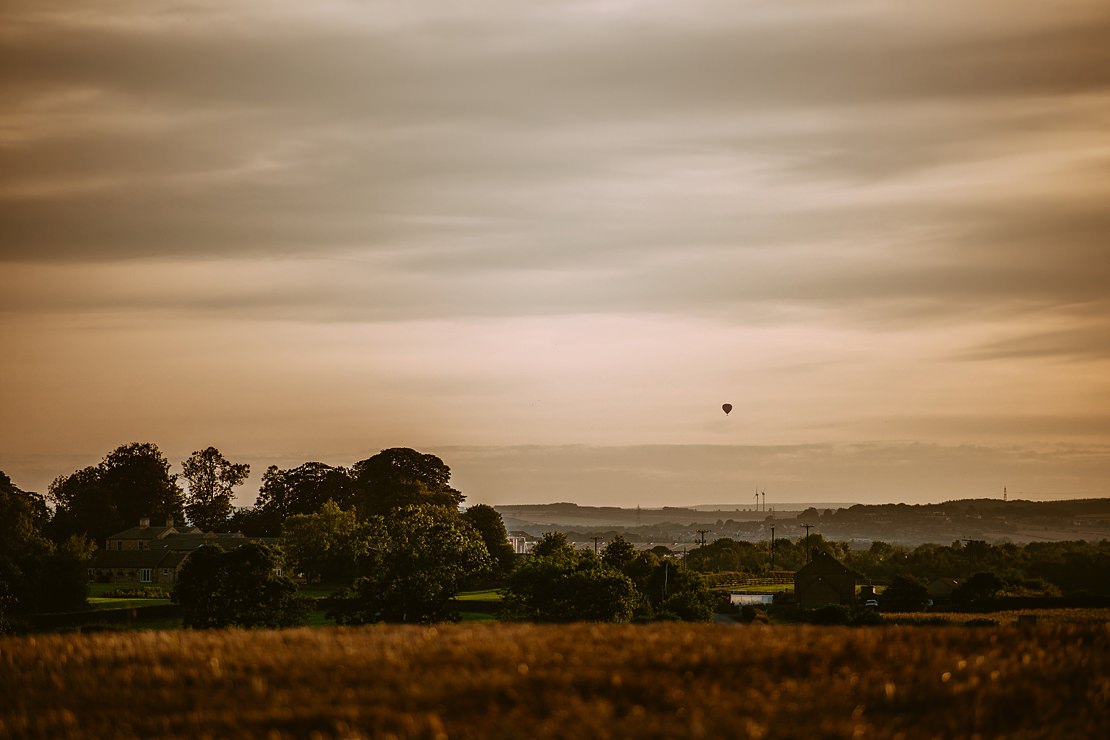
xmin=601 ymin=535 xmax=638 ymax=571
xmin=350 ymin=448 xmax=463 ymax=516
xmin=173 ymin=543 xmax=310 ymax=629
xmin=880 ymin=575 xmax=930 ymax=611
xmin=252 ymin=462 xmax=355 ymax=535
xmin=954 ymin=571 xmax=1004 ymax=606
xmin=1 ymin=471 xmax=90 ymax=628
xmin=462 ymin=503 xmax=516 ymax=576
xmin=47 ymin=442 xmax=183 ymax=545
xmin=181 ymin=447 xmax=250 ymax=531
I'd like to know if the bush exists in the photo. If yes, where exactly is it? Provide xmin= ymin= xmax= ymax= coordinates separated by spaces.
xmin=809 ymin=604 xmax=851 ymax=625
xmin=740 ymin=605 xmax=770 ymax=624
xmin=849 ymin=608 xmax=884 ymax=626
xmin=173 ymin=543 xmax=310 ymax=629
xmin=964 ymin=617 xmax=1000 ymax=627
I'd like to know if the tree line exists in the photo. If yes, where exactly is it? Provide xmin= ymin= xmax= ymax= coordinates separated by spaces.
xmin=43 ymin=442 xmax=474 ymax=544
xmin=2 ymin=442 xmax=714 ymax=630
xmin=682 ymin=534 xmax=1109 ymax=602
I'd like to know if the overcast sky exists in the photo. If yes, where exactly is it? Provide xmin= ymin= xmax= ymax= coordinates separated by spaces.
xmin=3 ymin=0 xmax=1109 ymax=507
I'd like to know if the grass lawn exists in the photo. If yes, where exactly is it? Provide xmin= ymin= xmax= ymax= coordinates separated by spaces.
xmin=454 ymin=588 xmax=503 ymax=601
xmin=88 ymin=597 xmax=172 ymax=611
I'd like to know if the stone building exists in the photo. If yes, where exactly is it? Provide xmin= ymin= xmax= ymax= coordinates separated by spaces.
xmin=793 ymin=550 xmax=859 ymax=607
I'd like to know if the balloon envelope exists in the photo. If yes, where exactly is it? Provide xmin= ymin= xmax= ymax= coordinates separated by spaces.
xmin=722 ymin=403 xmax=733 ymax=415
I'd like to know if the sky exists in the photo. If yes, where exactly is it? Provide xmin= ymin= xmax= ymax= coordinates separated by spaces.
xmin=2 ymin=0 xmax=1109 ymax=508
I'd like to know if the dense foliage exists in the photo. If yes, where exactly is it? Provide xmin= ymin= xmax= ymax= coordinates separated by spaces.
xmin=350 ymin=448 xmax=464 ymax=516
xmin=328 ymin=505 xmax=491 ymax=624
xmin=251 ymin=462 xmax=356 ymax=536
xmin=0 ymin=471 xmax=91 ymax=630
xmin=172 ymin=543 xmax=310 ymax=629
xmin=683 ymin=534 xmax=1109 ymax=600
xmin=502 ymin=532 xmax=712 ymax=623
xmin=462 ymin=503 xmax=517 ymax=577
xmin=281 ymin=499 xmax=374 ymax=583
xmin=47 ymin=443 xmax=184 ymax=545
xmin=181 ymin=446 xmax=250 ymax=531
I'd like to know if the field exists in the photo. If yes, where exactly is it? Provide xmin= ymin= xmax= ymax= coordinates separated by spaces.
xmin=2 ymin=623 xmax=1106 ymax=738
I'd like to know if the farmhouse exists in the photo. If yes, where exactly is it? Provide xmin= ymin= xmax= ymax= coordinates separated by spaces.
xmin=89 ymin=517 xmax=256 ymax=584
xmin=927 ymin=577 xmax=965 ymax=601
xmin=793 ymin=550 xmax=859 ymax=607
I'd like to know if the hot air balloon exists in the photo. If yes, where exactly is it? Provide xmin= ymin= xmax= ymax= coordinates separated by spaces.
xmin=722 ymin=403 xmax=733 ymax=415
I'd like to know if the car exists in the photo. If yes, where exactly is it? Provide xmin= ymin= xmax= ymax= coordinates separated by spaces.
xmin=864 ymin=599 xmax=879 ymax=608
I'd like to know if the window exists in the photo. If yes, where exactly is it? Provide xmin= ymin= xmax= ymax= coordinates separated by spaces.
xmin=162 ymin=569 xmax=170 ymax=577
xmin=139 ymin=568 xmax=152 ymax=583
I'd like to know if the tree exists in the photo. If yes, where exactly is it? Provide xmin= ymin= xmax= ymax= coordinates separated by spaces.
xmin=350 ymin=448 xmax=463 ymax=516
xmin=601 ymin=535 xmax=637 ymax=571
xmin=281 ymin=500 xmax=374 ymax=584
xmin=1 ymin=471 xmax=90 ymax=628
xmin=502 ymin=539 xmax=639 ymax=623
xmin=954 ymin=571 xmax=1004 ymax=606
xmin=97 ymin=442 xmax=184 ymax=528
xmin=252 ymin=462 xmax=356 ymax=536
xmin=532 ymin=531 xmax=573 ymax=559
xmin=173 ymin=543 xmax=310 ymax=629
xmin=619 ymin=550 xmax=713 ymax=621
xmin=329 ymin=505 xmax=491 ymax=624
xmin=462 ymin=504 xmax=516 ymax=576
xmin=44 ymin=466 xmax=115 ymax=544
xmin=48 ymin=442 xmax=184 ymax=544
xmin=881 ymin=575 xmax=930 ymax=611
xmin=181 ymin=447 xmax=250 ymax=531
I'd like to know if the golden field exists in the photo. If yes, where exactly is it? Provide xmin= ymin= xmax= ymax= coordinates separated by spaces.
xmin=1 ymin=623 xmax=1107 ymax=739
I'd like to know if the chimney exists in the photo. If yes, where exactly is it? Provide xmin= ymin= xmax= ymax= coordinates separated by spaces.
xmin=139 ymin=517 xmax=150 ymax=528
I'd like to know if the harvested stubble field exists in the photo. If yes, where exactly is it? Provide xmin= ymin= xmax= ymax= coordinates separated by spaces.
xmin=1 ymin=623 xmax=1106 ymax=739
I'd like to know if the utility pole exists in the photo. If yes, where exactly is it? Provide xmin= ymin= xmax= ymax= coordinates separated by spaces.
xmin=802 ymin=523 xmax=814 ymax=563
xmin=662 ymin=560 xmax=669 ymax=600
xmin=591 ymin=536 xmax=602 ymax=554
xmin=770 ymin=525 xmax=776 ymax=570
xmin=696 ymin=530 xmax=710 ymax=546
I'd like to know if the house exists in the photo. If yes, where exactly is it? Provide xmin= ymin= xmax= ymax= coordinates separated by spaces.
xmin=89 ymin=517 xmax=256 ymax=585
xmin=88 ymin=549 xmax=192 ymax=585
xmin=104 ymin=517 xmax=200 ymax=551
xmin=507 ymin=531 xmax=537 ymax=555
xmin=793 ymin=550 xmax=859 ymax=607
xmin=927 ymin=578 xmax=965 ymax=601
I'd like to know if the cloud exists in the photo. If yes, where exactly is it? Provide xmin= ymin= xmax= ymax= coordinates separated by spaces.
xmin=443 ymin=442 xmax=1110 ymax=507
xmin=2 ymin=1 xmax=1109 ymax=504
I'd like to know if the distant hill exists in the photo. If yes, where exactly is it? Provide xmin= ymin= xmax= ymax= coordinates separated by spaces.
xmin=494 ymin=498 xmax=1110 ymax=547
